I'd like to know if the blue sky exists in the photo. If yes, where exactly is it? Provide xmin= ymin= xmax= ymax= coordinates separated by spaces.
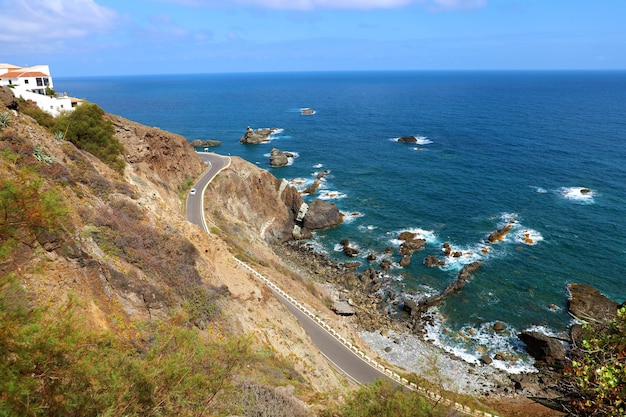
xmin=1 ymin=0 xmax=624 ymax=76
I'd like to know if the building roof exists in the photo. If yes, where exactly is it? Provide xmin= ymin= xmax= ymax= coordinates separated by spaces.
xmin=0 ymin=70 xmax=49 ymax=78
xmin=0 ymin=63 xmax=21 ymax=69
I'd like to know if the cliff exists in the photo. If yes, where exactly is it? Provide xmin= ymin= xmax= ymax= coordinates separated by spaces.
xmin=0 ymin=95 xmax=356 ymax=414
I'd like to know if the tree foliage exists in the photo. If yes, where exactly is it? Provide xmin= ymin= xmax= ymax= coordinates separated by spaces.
xmin=54 ymin=103 xmax=125 ymax=173
xmin=567 ymin=306 xmax=626 ymax=416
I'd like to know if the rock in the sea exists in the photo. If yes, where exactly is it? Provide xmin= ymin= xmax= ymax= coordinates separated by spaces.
xmin=239 ymin=126 xmax=277 ymax=144
xmin=488 ymin=221 xmax=515 ymax=243
xmin=191 ymin=139 xmax=222 ymax=148
xmin=423 ymin=255 xmax=445 ymax=267
xmin=398 ymin=135 xmax=417 ymax=143
xmin=493 ymin=321 xmax=505 ymax=332
xmin=302 ymin=199 xmax=343 ymax=230
xmin=567 ymin=283 xmax=620 ymax=322
xmin=339 ymin=239 xmax=360 ymax=258
xmin=480 ymin=355 xmax=493 ymax=365
xmin=269 ymin=148 xmax=293 ymax=167
xmin=518 ymin=331 xmax=566 ymax=366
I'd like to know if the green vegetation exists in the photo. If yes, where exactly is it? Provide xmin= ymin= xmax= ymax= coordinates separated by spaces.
xmin=54 ymin=103 xmax=125 ymax=173
xmin=16 ymin=98 xmax=56 ymax=129
xmin=0 ymin=169 xmax=68 ymax=262
xmin=0 ymin=286 xmax=253 ymax=417
xmin=321 ymin=379 xmax=449 ymax=417
xmin=0 ymin=112 xmax=9 ymax=130
xmin=567 ymin=306 xmax=626 ymax=416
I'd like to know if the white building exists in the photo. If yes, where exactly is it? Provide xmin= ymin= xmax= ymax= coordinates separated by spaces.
xmin=0 ymin=63 xmax=82 ymax=117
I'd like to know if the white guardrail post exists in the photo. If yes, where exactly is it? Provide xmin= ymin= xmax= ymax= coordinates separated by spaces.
xmin=232 ymin=257 xmax=497 ymax=417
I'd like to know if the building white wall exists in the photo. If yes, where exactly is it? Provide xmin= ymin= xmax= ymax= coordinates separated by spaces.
xmin=11 ymin=86 xmax=74 ymax=117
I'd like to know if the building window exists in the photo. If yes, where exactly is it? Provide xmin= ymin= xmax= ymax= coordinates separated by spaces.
xmin=36 ymin=78 xmax=43 ymax=86
xmin=43 ymin=78 xmax=49 ymax=86
xmin=24 ymin=79 xmax=29 ymax=84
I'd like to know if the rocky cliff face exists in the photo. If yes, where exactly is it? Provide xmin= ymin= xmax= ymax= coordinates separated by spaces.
xmin=0 ymin=99 xmax=349 ymax=400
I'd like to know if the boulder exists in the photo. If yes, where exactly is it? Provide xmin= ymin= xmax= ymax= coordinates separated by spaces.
xmin=332 ymin=300 xmax=355 ymax=316
xmin=0 ymin=86 xmax=18 ymax=110
xmin=302 ymin=199 xmax=343 ymax=230
xmin=567 ymin=283 xmax=620 ymax=322
xmin=518 ymin=331 xmax=566 ymax=366
xmin=269 ymin=148 xmax=292 ymax=167
xmin=398 ymin=135 xmax=417 ymax=143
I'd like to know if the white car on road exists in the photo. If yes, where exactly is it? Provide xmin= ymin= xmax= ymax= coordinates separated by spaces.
xmin=189 ymin=188 xmax=196 ymax=196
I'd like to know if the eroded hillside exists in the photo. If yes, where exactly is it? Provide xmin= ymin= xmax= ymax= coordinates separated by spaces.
xmin=0 ymin=95 xmax=357 ymax=415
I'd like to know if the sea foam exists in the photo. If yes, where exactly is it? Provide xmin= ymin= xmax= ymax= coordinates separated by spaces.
xmin=560 ymin=187 xmax=595 ymax=203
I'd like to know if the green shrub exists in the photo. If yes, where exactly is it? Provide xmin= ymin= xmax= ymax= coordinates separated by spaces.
xmin=567 ymin=306 xmax=626 ymax=416
xmin=0 ymin=112 xmax=9 ymax=130
xmin=54 ymin=103 xmax=125 ymax=173
xmin=0 ymin=169 xmax=68 ymax=262
xmin=16 ymin=98 xmax=56 ymax=129
xmin=0 ymin=290 xmax=252 ymax=417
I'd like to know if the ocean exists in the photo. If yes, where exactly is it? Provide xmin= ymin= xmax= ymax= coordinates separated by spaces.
xmin=57 ymin=71 xmax=626 ymax=372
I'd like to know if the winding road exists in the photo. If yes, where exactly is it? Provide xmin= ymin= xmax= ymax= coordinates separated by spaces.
xmin=185 ymin=152 xmax=391 ymax=385
xmin=185 ymin=152 xmax=492 ymax=417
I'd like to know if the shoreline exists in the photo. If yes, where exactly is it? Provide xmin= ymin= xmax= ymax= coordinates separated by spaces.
xmin=272 ymin=240 xmax=561 ymax=399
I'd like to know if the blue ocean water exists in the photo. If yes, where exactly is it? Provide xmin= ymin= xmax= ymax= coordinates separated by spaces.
xmin=57 ymin=71 xmax=626 ymax=370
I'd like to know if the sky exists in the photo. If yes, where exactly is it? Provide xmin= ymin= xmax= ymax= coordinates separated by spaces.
xmin=0 ymin=0 xmax=624 ymax=76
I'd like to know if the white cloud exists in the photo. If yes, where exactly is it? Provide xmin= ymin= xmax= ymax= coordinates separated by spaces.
xmin=0 ymin=0 xmax=118 ymax=44
xmin=155 ymin=0 xmax=487 ymax=11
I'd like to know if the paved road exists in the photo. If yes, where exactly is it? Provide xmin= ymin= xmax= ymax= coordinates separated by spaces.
xmin=186 ymin=152 xmax=231 ymax=233
xmin=185 ymin=152 xmax=391 ymax=386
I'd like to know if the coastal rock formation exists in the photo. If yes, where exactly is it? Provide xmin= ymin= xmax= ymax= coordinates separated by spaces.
xmin=398 ymin=231 xmax=426 ymax=267
xmin=398 ymin=135 xmax=417 ymax=143
xmin=301 ymin=169 xmax=330 ymax=195
xmin=339 ymin=239 xmax=360 ymax=258
xmin=423 ymin=255 xmax=445 ymax=267
xmin=239 ymin=126 xmax=278 ymax=144
xmin=412 ymin=261 xmax=484 ymax=313
xmin=518 ymin=331 xmax=566 ymax=366
xmin=567 ymin=283 xmax=620 ymax=322
xmin=269 ymin=148 xmax=293 ymax=167
xmin=191 ymin=139 xmax=222 ymax=148
xmin=302 ymin=199 xmax=343 ymax=231
xmin=488 ymin=221 xmax=515 ymax=243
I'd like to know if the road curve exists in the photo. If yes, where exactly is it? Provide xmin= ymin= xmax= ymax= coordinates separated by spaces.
xmin=184 ymin=153 xmax=495 ymax=417
xmin=186 ymin=152 xmax=231 ymax=233
xmin=185 ymin=152 xmax=391 ymax=385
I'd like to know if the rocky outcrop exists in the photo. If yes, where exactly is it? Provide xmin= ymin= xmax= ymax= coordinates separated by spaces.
xmin=411 ymin=262 xmax=484 ymax=314
xmin=488 ymin=221 xmax=515 ymax=243
xmin=567 ymin=283 xmax=620 ymax=322
xmin=423 ymin=255 xmax=445 ymax=267
xmin=398 ymin=231 xmax=426 ymax=267
xmin=0 ymin=86 xmax=18 ymax=110
xmin=518 ymin=331 xmax=566 ymax=367
xmin=302 ymin=170 xmax=330 ymax=195
xmin=302 ymin=199 xmax=343 ymax=231
xmin=398 ymin=135 xmax=417 ymax=143
xmin=191 ymin=139 xmax=222 ymax=148
xmin=269 ymin=148 xmax=293 ymax=167
xmin=108 ymin=114 xmax=206 ymax=194
xmin=339 ymin=239 xmax=360 ymax=258
xmin=239 ymin=126 xmax=278 ymax=144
